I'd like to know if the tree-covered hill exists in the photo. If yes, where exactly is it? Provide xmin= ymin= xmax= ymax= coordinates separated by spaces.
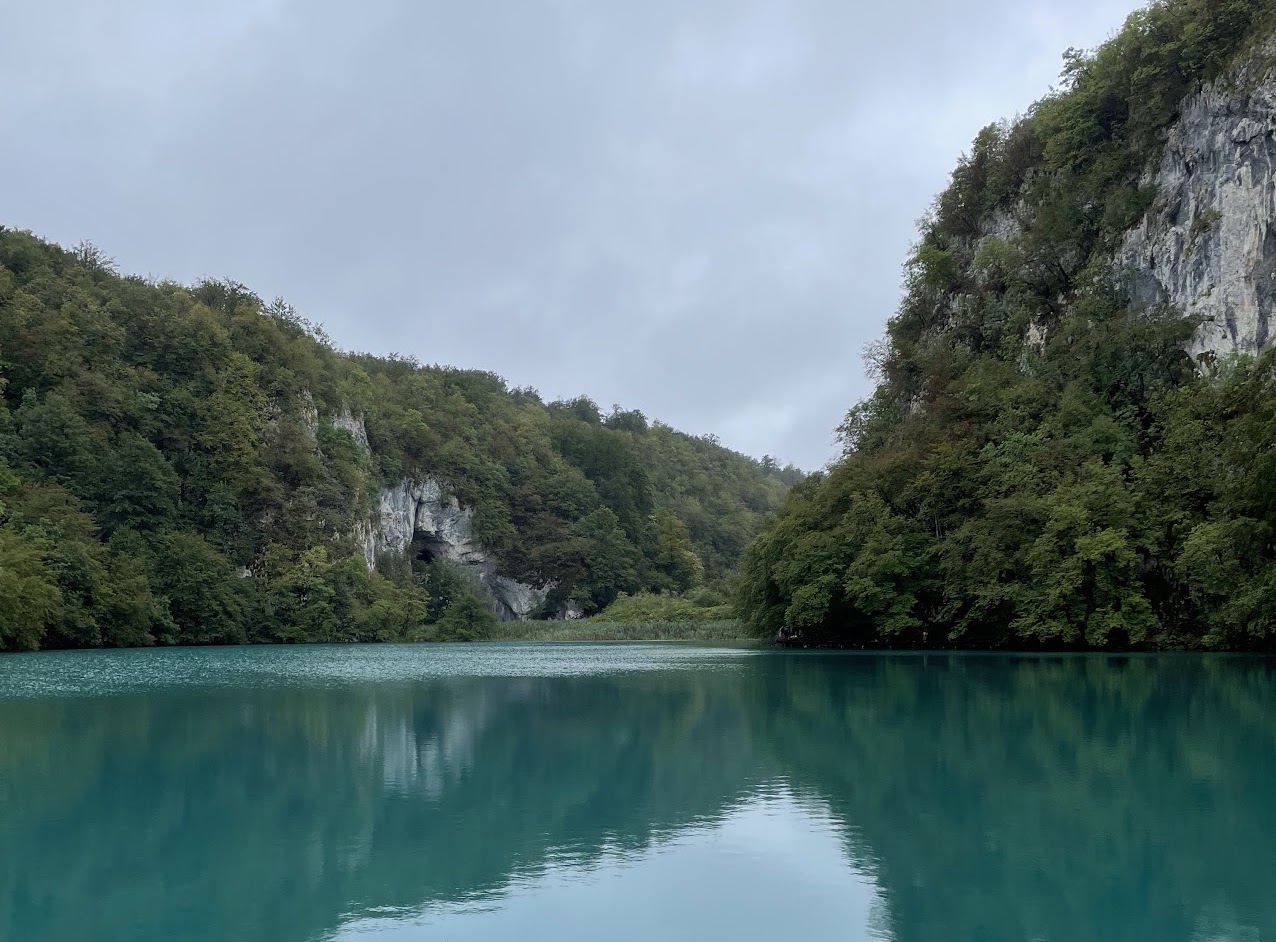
xmin=0 ymin=229 xmax=798 ymax=650
xmin=740 ymin=0 xmax=1276 ymax=650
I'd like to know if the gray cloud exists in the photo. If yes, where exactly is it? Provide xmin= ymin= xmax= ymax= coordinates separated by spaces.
xmin=1 ymin=0 xmax=1141 ymax=468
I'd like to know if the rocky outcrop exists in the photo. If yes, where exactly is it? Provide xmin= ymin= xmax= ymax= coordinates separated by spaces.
xmin=325 ymin=404 xmax=548 ymax=621
xmin=359 ymin=478 xmax=548 ymax=621
xmin=1119 ymin=38 xmax=1276 ymax=359
xmin=332 ymin=407 xmax=370 ymax=450
xmin=299 ymin=391 xmax=320 ymax=439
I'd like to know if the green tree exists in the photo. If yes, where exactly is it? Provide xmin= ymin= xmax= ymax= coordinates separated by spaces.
xmin=570 ymin=508 xmax=642 ymax=611
xmin=432 ymin=592 xmax=499 ymax=641
xmin=0 ymin=528 xmax=61 ymax=650
xmin=152 ymin=533 xmax=253 ymax=645
xmin=268 ymin=546 xmax=339 ymax=642
xmin=96 ymin=435 xmax=179 ymax=533
xmin=650 ymin=510 xmax=703 ymax=592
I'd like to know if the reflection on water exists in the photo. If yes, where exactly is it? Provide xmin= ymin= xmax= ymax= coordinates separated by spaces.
xmin=336 ymin=788 xmax=887 ymax=942
xmin=0 ymin=646 xmax=1274 ymax=942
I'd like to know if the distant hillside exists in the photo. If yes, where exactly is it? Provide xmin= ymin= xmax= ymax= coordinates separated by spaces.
xmin=740 ymin=0 xmax=1276 ymax=650
xmin=0 ymin=228 xmax=799 ymax=650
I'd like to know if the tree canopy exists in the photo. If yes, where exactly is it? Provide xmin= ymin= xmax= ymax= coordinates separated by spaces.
xmin=739 ymin=0 xmax=1276 ymax=650
xmin=0 ymin=228 xmax=797 ymax=650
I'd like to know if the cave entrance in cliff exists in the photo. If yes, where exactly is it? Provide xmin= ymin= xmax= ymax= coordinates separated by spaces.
xmin=411 ymin=533 xmax=450 ymax=567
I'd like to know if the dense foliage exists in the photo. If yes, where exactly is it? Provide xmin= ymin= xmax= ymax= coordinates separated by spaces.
xmin=0 ymin=230 xmax=796 ymax=650
xmin=593 ymin=586 xmax=736 ymax=624
xmin=740 ymin=0 xmax=1276 ymax=649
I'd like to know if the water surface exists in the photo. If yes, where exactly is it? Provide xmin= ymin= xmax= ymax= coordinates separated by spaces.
xmin=1 ymin=645 xmax=1273 ymax=941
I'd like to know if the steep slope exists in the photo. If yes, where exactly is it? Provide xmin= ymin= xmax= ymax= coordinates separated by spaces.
xmin=740 ymin=0 xmax=1276 ymax=650
xmin=0 ymin=230 xmax=796 ymax=650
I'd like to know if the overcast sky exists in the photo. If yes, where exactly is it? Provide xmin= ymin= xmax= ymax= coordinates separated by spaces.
xmin=1 ymin=0 xmax=1144 ymax=469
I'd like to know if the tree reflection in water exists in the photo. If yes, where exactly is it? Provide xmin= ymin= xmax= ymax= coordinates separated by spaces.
xmin=1 ymin=648 xmax=1273 ymax=942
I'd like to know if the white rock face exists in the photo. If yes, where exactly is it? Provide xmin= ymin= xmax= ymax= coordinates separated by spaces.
xmin=1118 ymin=41 xmax=1276 ymax=359
xmin=333 ymin=407 xmax=370 ymax=451
xmin=299 ymin=391 xmax=320 ymax=440
xmin=360 ymin=478 xmax=548 ymax=621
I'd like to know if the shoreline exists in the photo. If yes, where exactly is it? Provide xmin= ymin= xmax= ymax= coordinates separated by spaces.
xmin=487 ymin=619 xmax=765 ymax=643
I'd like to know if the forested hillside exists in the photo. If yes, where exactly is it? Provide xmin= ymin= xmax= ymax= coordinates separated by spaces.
xmin=740 ymin=0 xmax=1276 ymax=650
xmin=0 ymin=229 xmax=797 ymax=650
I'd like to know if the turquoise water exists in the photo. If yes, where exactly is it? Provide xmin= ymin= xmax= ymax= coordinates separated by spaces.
xmin=1 ymin=645 xmax=1274 ymax=941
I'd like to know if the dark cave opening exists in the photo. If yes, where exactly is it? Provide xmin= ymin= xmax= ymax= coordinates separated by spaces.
xmin=411 ymin=533 xmax=451 ymax=567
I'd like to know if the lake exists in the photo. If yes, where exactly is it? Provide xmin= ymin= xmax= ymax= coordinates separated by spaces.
xmin=1 ymin=645 xmax=1273 ymax=941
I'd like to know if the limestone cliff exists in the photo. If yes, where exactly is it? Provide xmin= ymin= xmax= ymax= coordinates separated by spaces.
xmin=1120 ymin=37 xmax=1276 ymax=359
xmin=332 ymin=409 xmax=547 ymax=621
xmin=358 ymin=478 xmax=548 ymax=621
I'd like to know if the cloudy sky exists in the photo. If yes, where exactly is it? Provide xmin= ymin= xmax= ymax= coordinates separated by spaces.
xmin=2 ymin=0 xmax=1143 ymax=468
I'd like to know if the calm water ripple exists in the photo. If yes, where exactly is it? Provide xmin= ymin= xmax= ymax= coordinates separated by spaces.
xmin=1 ymin=645 xmax=1273 ymax=941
